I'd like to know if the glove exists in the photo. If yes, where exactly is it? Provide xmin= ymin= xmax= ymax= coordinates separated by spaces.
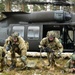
xmin=2 ymin=51 xmax=5 ymax=57
xmin=39 ymin=45 xmax=44 ymax=52
xmin=54 ymin=52 xmax=61 ymax=58
xmin=44 ymin=47 xmax=54 ymax=53
xmin=21 ymin=56 xmax=27 ymax=63
xmin=6 ymin=46 xmax=11 ymax=51
xmin=58 ymin=52 xmax=61 ymax=57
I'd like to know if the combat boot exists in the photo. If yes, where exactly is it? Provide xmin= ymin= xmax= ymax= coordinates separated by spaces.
xmin=20 ymin=56 xmax=27 ymax=70
xmin=9 ymin=63 xmax=16 ymax=70
xmin=20 ymin=62 xmax=27 ymax=70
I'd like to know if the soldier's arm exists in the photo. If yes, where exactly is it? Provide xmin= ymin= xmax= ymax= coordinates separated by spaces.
xmin=64 ymin=59 xmax=72 ymax=72
xmin=25 ymin=41 xmax=29 ymax=50
xmin=39 ymin=38 xmax=47 ymax=49
xmin=56 ymin=38 xmax=63 ymax=53
xmin=18 ymin=36 xmax=27 ymax=55
xmin=4 ymin=36 xmax=12 ymax=51
xmin=4 ymin=36 xmax=11 ymax=46
xmin=18 ymin=36 xmax=27 ymax=65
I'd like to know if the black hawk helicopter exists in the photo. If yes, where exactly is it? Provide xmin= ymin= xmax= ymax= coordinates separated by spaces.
xmin=0 ymin=0 xmax=75 ymax=52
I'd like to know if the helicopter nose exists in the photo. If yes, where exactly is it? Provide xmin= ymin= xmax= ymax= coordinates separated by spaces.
xmin=64 ymin=11 xmax=72 ymax=21
xmin=54 ymin=10 xmax=72 ymax=22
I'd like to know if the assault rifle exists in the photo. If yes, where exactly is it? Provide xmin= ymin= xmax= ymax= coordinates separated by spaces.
xmin=6 ymin=41 xmax=19 ymax=51
xmin=40 ymin=46 xmax=54 ymax=53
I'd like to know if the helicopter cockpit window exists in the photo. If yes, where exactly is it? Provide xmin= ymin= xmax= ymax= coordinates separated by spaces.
xmin=12 ymin=26 xmax=24 ymax=38
xmin=27 ymin=26 xmax=40 ymax=40
xmin=68 ymin=31 xmax=73 ymax=43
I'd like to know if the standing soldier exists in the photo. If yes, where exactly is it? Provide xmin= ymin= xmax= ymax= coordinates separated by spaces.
xmin=0 ymin=46 xmax=6 ymax=72
xmin=39 ymin=31 xmax=63 ymax=68
xmin=4 ymin=32 xmax=29 ymax=70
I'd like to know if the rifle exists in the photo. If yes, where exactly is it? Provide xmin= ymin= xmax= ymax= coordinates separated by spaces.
xmin=6 ymin=41 xmax=19 ymax=52
xmin=43 ymin=47 xmax=54 ymax=53
xmin=12 ymin=43 xmax=19 ymax=51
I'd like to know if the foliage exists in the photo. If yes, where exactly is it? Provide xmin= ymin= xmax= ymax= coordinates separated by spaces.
xmin=40 ymin=5 xmax=46 ymax=10
xmin=33 ymin=5 xmax=40 ymax=11
xmin=69 ymin=0 xmax=75 ymax=2
xmin=0 ymin=3 xmax=5 ymax=11
xmin=24 ymin=4 xmax=29 ymax=12
xmin=0 ymin=57 xmax=74 ymax=75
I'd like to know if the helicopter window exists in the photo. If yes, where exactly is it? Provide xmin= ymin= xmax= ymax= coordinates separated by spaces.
xmin=27 ymin=26 xmax=40 ymax=40
xmin=67 ymin=31 xmax=73 ymax=43
xmin=12 ymin=26 xmax=24 ymax=38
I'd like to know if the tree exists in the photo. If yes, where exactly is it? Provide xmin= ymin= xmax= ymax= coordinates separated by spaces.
xmin=69 ymin=0 xmax=75 ymax=12
xmin=4 ymin=0 xmax=11 ymax=11
xmin=33 ymin=5 xmax=39 ymax=11
xmin=24 ymin=4 xmax=29 ymax=12
xmin=39 ymin=5 xmax=46 ymax=11
xmin=0 ymin=0 xmax=5 ymax=20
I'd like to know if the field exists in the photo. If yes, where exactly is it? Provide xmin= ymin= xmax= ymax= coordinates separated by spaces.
xmin=0 ymin=56 xmax=74 ymax=75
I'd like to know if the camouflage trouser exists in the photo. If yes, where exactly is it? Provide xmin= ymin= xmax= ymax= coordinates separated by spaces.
xmin=10 ymin=47 xmax=27 ymax=66
xmin=0 ymin=58 xmax=5 ymax=71
xmin=0 ymin=51 xmax=5 ymax=71
xmin=11 ymin=48 xmax=21 ymax=65
xmin=47 ymin=52 xmax=55 ymax=66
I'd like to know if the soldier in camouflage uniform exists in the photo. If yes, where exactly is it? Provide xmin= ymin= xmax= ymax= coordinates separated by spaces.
xmin=0 ymin=46 xmax=6 ymax=72
xmin=65 ymin=53 xmax=75 ymax=73
xmin=4 ymin=32 xmax=29 ymax=70
xmin=39 ymin=31 xmax=63 ymax=66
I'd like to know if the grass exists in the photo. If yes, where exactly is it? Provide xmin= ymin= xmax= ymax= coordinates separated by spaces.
xmin=0 ymin=57 xmax=74 ymax=75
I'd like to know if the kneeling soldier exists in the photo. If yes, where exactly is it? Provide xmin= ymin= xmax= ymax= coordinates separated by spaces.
xmin=39 ymin=31 xmax=63 ymax=67
xmin=4 ymin=32 xmax=29 ymax=70
xmin=65 ymin=53 xmax=75 ymax=73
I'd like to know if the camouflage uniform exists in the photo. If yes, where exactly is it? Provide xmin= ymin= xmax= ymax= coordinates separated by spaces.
xmin=0 ymin=46 xmax=6 ymax=72
xmin=39 ymin=31 xmax=63 ymax=66
xmin=65 ymin=54 xmax=75 ymax=72
xmin=4 ymin=32 xmax=29 ymax=70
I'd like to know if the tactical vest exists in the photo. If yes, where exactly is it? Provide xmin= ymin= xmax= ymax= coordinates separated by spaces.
xmin=45 ymin=38 xmax=59 ymax=51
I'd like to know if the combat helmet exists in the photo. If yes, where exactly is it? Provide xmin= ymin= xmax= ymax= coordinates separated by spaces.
xmin=11 ymin=32 xmax=19 ymax=38
xmin=47 ymin=31 xmax=56 ymax=38
xmin=71 ymin=54 xmax=75 ymax=61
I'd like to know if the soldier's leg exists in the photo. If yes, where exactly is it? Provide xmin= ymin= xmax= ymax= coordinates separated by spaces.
xmin=20 ymin=50 xmax=27 ymax=69
xmin=47 ymin=52 xmax=50 ymax=66
xmin=10 ymin=51 xmax=16 ymax=70
xmin=0 ymin=59 xmax=5 ymax=72
xmin=0 ymin=51 xmax=6 ymax=72
xmin=47 ymin=52 xmax=55 ymax=66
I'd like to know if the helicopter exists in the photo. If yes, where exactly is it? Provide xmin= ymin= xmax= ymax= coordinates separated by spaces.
xmin=0 ymin=0 xmax=75 ymax=52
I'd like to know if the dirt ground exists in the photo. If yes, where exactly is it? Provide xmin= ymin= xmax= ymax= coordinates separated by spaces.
xmin=0 ymin=57 xmax=74 ymax=75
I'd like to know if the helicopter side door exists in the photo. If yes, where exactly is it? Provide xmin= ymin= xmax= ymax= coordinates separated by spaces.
xmin=26 ymin=25 xmax=42 ymax=51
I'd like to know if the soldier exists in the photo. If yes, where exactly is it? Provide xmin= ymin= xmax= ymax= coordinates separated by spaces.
xmin=0 ymin=46 xmax=6 ymax=72
xmin=4 ymin=32 xmax=29 ymax=70
xmin=65 ymin=53 xmax=75 ymax=73
xmin=39 ymin=31 xmax=63 ymax=67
